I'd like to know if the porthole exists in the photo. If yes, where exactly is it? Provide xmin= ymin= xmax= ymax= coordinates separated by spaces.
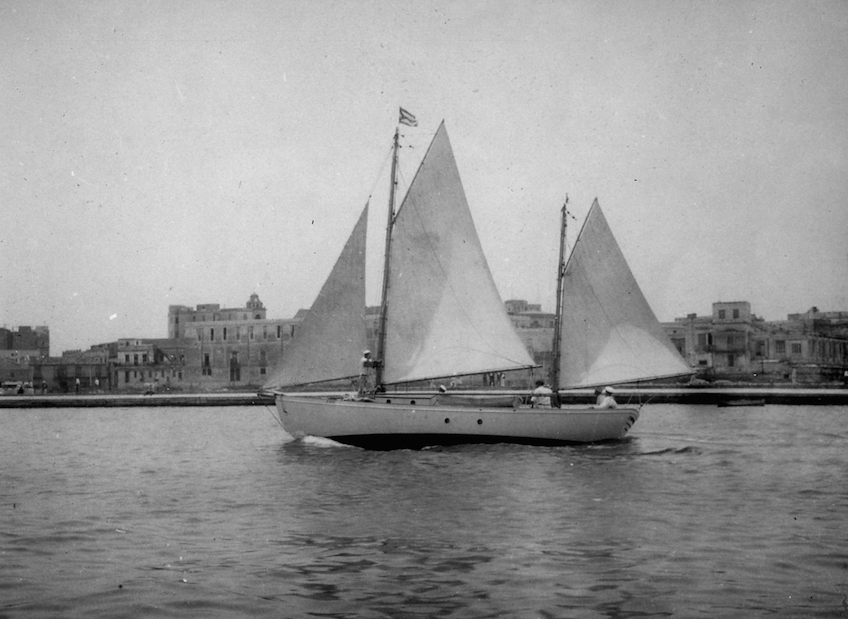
xmin=410 ymin=400 xmax=416 ymax=405
xmin=444 ymin=418 xmax=450 ymax=424
xmin=477 ymin=419 xmax=482 ymax=425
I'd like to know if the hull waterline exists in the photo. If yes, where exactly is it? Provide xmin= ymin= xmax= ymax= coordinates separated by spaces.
xmin=275 ymin=395 xmax=639 ymax=449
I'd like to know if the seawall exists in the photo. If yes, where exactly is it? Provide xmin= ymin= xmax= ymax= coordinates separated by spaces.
xmin=0 ymin=387 xmax=846 ymax=408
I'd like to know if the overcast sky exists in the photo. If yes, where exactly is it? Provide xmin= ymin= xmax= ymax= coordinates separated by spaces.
xmin=2 ymin=0 xmax=847 ymax=355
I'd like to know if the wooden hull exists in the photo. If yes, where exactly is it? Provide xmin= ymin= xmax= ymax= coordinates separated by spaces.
xmin=275 ymin=395 xmax=639 ymax=449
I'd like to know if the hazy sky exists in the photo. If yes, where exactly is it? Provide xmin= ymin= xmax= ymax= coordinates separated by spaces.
xmin=2 ymin=0 xmax=847 ymax=355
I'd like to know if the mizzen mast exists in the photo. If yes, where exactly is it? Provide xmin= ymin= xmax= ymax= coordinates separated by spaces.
xmin=550 ymin=195 xmax=569 ymax=398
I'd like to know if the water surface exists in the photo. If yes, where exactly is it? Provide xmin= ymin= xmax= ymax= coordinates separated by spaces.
xmin=1 ymin=404 xmax=846 ymax=617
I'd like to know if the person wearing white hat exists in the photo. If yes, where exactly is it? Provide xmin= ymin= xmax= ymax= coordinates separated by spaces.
xmin=357 ymin=350 xmax=379 ymax=397
xmin=597 ymin=386 xmax=618 ymax=409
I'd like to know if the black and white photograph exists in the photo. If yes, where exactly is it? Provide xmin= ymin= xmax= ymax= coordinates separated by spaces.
xmin=2 ymin=1 xmax=847 ymax=616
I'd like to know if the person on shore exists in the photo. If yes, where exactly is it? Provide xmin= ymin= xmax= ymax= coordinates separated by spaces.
xmin=530 ymin=380 xmax=552 ymax=408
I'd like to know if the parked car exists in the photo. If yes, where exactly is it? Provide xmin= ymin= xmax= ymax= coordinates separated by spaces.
xmin=1 ymin=381 xmax=34 ymax=395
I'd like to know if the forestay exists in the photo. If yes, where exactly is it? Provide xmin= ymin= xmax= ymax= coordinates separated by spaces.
xmin=557 ymin=199 xmax=692 ymax=388
xmin=382 ymin=122 xmax=535 ymax=384
xmin=263 ymin=205 xmax=369 ymax=389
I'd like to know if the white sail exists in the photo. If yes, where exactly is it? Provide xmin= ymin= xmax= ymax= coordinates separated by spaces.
xmin=382 ymin=122 xmax=535 ymax=384
xmin=263 ymin=204 xmax=369 ymax=389
xmin=557 ymin=199 xmax=692 ymax=388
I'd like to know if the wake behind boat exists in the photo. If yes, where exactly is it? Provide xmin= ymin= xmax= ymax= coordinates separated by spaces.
xmin=264 ymin=111 xmax=690 ymax=449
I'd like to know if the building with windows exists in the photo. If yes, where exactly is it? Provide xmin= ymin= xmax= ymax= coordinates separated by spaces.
xmin=505 ymin=299 xmax=556 ymax=385
xmin=664 ymin=301 xmax=848 ymax=383
xmin=0 ymin=325 xmax=49 ymax=358
xmin=168 ymin=294 xmax=300 ymax=390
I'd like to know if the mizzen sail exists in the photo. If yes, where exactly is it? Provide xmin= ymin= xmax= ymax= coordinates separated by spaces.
xmin=263 ymin=204 xmax=369 ymax=389
xmin=382 ymin=122 xmax=535 ymax=384
xmin=557 ymin=199 xmax=692 ymax=388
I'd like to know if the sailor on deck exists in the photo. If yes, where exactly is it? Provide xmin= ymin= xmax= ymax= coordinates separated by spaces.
xmin=357 ymin=350 xmax=378 ymax=397
xmin=530 ymin=380 xmax=553 ymax=408
xmin=596 ymin=386 xmax=618 ymax=409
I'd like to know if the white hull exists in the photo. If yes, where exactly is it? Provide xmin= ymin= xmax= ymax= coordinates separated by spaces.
xmin=275 ymin=394 xmax=639 ymax=449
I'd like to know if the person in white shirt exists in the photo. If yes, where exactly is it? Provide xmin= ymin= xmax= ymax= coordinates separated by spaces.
xmin=530 ymin=380 xmax=553 ymax=408
xmin=357 ymin=350 xmax=378 ymax=397
xmin=597 ymin=386 xmax=617 ymax=409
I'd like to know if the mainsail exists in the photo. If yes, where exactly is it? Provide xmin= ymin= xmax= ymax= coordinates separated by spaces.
xmin=382 ymin=122 xmax=535 ymax=384
xmin=557 ymin=199 xmax=692 ymax=388
xmin=263 ymin=204 xmax=369 ymax=389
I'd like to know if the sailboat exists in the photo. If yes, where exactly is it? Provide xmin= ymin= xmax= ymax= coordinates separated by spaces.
xmin=263 ymin=113 xmax=691 ymax=449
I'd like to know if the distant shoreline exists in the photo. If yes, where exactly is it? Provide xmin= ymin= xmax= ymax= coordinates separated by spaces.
xmin=1 ymin=387 xmax=846 ymax=408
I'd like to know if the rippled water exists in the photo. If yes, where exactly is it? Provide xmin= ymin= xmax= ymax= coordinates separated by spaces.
xmin=1 ymin=403 xmax=846 ymax=617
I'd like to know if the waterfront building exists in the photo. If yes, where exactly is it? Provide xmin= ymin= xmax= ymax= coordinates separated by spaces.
xmin=110 ymin=338 xmax=189 ymax=392
xmin=505 ymin=300 xmax=556 ymax=386
xmin=168 ymin=294 xmax=300 ymax=390
xmin=0 ymin=325 xmax=49 ymax=357
xmin=506 ymin=299 xmax=848 ymax=386
xmin=664 ymin=301 xmax=848 ymax=383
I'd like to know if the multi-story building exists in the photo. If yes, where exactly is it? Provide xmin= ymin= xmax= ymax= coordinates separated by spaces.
xmin=0 ymin=325 xmax=49 ymax=358
xmin=110 ymin=338 xmax=189 ymax=392
xmin=168 ymin=294 xmax=300 ymax=390
xmin=665 ymin=301 xmax=848 ymax=383
xmin=505 ymin=299 xmax=556 ymax=385
xmin=508 ymin=298 xmax=848 ymax=385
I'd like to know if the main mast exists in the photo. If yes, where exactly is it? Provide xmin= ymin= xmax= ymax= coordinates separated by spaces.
xmin=550 ymin=195 xmax=568 ymax=399
xmin=375 ymin=127 xmax=400 ymax=387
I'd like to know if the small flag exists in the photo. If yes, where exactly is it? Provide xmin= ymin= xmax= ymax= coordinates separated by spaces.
xmin=399 ymin=107 xmax=418 ymax=127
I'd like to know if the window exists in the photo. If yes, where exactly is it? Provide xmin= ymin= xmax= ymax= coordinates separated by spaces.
xmin=791 ymin=342 xmax=802 ymax=355
xmin=728 ymin=354 xmax=735 ymax=367
xmin=733 ymin=309 xmax=740 ymax=319
xmin=202 ymin=353 xmax=212 ymax=376
xmin=775 ymin=340 xmax=785 ymax=355
xmin=697 ymin=333 xmax=707 ymax=347
xmin=718 ymin=309 xmax=726 ymax=319
xmin=727 ymin=336 xmax=735 ymax=346
xmin=249 ymin=326 xmax=254 ymax=340
xmin=210 ymin=328 xmax=215 ymax=342
xmin=223 ymin=327 xmax=228 ymax=341
xmin=263 ymin=326 xmax=268 ymax=340
xmin=277 ymin=325 xmax=282 ymax=339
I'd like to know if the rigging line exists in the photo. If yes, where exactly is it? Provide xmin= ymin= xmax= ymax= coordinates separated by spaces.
xmin=364 ymin=139 xmax=396 ymax=203
xmin=263 ymin=403 xmax=285 ymax=429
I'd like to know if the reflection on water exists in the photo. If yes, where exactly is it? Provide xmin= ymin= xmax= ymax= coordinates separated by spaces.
xmin=1 ymin=404 xmax=846 ymax=617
